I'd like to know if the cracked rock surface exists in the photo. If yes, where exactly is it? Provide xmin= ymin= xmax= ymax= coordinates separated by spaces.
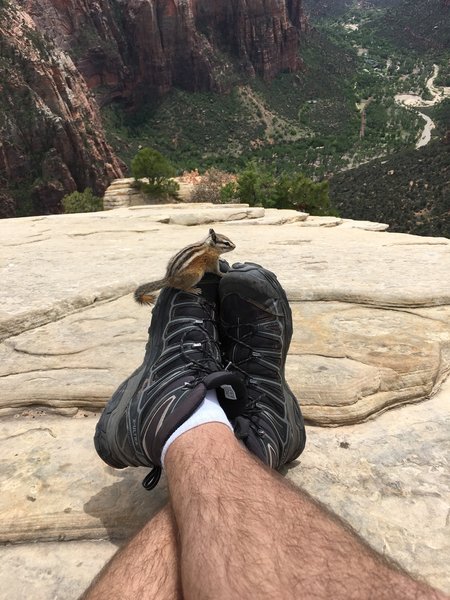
xmin=0 ymin=204 xmax=449 ymax=597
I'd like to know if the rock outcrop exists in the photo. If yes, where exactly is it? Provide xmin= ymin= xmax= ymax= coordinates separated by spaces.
xmin=0 ymin=4 xmax=124 ymax=216
xmin=1 ymin=205 xmax=449 ymax=598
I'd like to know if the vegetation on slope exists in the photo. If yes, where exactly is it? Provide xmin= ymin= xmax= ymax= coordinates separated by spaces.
xmin=374 ymin=0 xmax=450 ymax=51
xmin=103 ymin=0 xmax=446 ymax=187
xmin=102 ymin=27 xmax=360 ymax=177
xmin=329 ymin=140 xmax=450 ymax=237
xmin=324 ymin=1 xmax=450 ymax=237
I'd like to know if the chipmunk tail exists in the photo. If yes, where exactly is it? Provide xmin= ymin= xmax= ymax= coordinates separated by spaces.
xmin=135 ymin=291 xmax=156 ymax=305
xmin=134 ymin=279 xmax=166 ymax=305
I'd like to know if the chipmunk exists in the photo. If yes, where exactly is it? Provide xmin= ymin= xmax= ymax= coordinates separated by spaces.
xmin=134 ymin=228 xmax=235 ymax=305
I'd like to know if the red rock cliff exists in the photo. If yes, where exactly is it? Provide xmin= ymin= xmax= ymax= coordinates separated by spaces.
xmin=0 ymin=4 xmax=124 ymax=216
xmin=0 ymin=0 xmax=303 ymax=217
xmin=23 ymin=0 xmax=303 ymax=104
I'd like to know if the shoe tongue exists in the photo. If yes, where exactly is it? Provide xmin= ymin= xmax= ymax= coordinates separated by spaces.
xmin=203 ymin=371 xmax=248 ymax=419
xmin=168 ymin=296 xmax=216 ymax=332
xmin=223 ymin=290 xmax=279 ymax=316
xmin=198 ymin=275 xmax=221 ymax=305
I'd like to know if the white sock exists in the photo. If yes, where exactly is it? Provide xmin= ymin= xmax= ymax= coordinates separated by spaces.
xmin=161 ymin=389 xmax=233 ymax=468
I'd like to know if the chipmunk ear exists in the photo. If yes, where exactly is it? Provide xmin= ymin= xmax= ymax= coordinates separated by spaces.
xmin=209 ymin=228 xmax=217 ymax=243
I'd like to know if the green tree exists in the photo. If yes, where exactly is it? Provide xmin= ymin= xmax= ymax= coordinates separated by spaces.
xmin=61 ymin=188 xmax=103 ymax=213
xmin=287 ymin=176 xmax=332 ymax=215
xmin=229 ymin=161 xmax=336 ymax=216
xmin=131 ymin=147 xmax=179 ymax=200
xmin=234 ymin=161 xmax=274 ymax=207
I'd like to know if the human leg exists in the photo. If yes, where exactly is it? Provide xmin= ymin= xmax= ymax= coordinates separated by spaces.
xmin=165 ymin=422 xmax=447 ymax=600
xmin=80 ymin=504 xmax=181 ymax=600
xmin=162 ymin=263 xmax=444 ymax=599
xmin=86 ymin=261 xmax=307 ymax=599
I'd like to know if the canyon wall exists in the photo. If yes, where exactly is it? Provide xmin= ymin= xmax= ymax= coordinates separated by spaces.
xmin=0 ymin=0 xmax=303 ymax=217
xmin=23 ymin=0 xmax=304 ymax=103
xmin=0 ymin=4 xmax=124 ymax=216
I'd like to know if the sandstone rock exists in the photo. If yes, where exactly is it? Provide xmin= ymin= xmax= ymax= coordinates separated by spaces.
xmin=287 ymin=301 xmax=450 ymax=425
xmin=125 ymin=202 xmax=248 ymax=211
xmin=103 ymin=178 xmax=148 ymax=210
xmin=227 ymin=209 xmax=309 ymax=225
xmin=0 ymin=416 xmax=167 ymax=544
xmin=1 ymin=206 xmax=450 ymax=598
xmin=0 ymin=6 xmax=123 ymax=205
xmin=2 ymin=209 xmax=450 ymax=349
xmin=176 ymin=181 xmax=195 ymax=202
xmin=0 ymin=295 xmax=148 ymax=414
xmin=168 ymin=207 xmax=265 ymax=225
xmin=298 ymin=216 xmax=344 ymax=227
xmin=288 ymin=385 xmax=450 ymax=594
xmin=340 ymin=219 xmax=390 ymax=231
xmin=0 ymin=541 xmax=117 ymax=600
xmin=25 ymin=0 xmax=302 ymax=104
xmin=2 ymin=296 xmax=448 ymax=427
xmin=0 ymin=385 xmax=448 ymax=594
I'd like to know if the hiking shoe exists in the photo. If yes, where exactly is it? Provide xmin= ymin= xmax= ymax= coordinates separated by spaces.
xmin=219 ymin=262 xmax=306 ymax=469
xmin=94 ymin=270 xmax=246 ymax=490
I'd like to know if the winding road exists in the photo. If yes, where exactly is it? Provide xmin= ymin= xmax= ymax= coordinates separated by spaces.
xmin=395 ymin=64 xmax=450 ymax=148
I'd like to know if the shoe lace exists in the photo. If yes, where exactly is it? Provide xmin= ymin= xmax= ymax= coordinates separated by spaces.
xmin=180 ymin=306 xmax=224 ymax=389
xmin=142 ymin=466 xmax=162 ymax=490
xmin=222 ymin=320 xmax=268 ymax=375
xmin=222 ymin=320 xmax=269 ymax=432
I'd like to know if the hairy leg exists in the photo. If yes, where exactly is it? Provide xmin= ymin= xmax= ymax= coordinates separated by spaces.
xmin=166 ymin=423 xmax=447 ymax=600
xmin=80 ymin=504 xmax=182 ymax=600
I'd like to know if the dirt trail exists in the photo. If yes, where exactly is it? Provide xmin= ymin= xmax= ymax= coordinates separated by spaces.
xmin=395 ymin=64 xmax=450 ymax=148
xmin=238 ymin=86 xmax=307 ymax=144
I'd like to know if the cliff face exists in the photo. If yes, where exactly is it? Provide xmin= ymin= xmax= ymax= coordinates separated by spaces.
xmin=0 ymin=0 xmax=303 ymax=217
xmin=23 ymin=0 xmax=303 ymax=105
xmin=0 ymin=4 xmax=124 ymax=216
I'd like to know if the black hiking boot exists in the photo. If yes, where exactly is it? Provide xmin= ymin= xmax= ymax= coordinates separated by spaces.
xmin=94 ymin=271 xmax=246 ymax=490
xmin=219 ymin=262 xmax=306 ymax=469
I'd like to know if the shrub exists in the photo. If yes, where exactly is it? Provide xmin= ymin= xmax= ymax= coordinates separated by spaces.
xmin=137 ymin=178 xmax=180 ymax=200
xmin=228 ymin=161 xmax=336 ymax=215
xmin=62 ymin=188 xmax=103 ymax=213
xmin=191 ymin=168 xmax=236 ymax=203
xmin=131 ymin=147 xmax=179 ymax=200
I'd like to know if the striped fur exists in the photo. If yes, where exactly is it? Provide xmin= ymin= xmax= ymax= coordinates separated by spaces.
xmin=135 ymin=229 xmax=235 ymax=305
